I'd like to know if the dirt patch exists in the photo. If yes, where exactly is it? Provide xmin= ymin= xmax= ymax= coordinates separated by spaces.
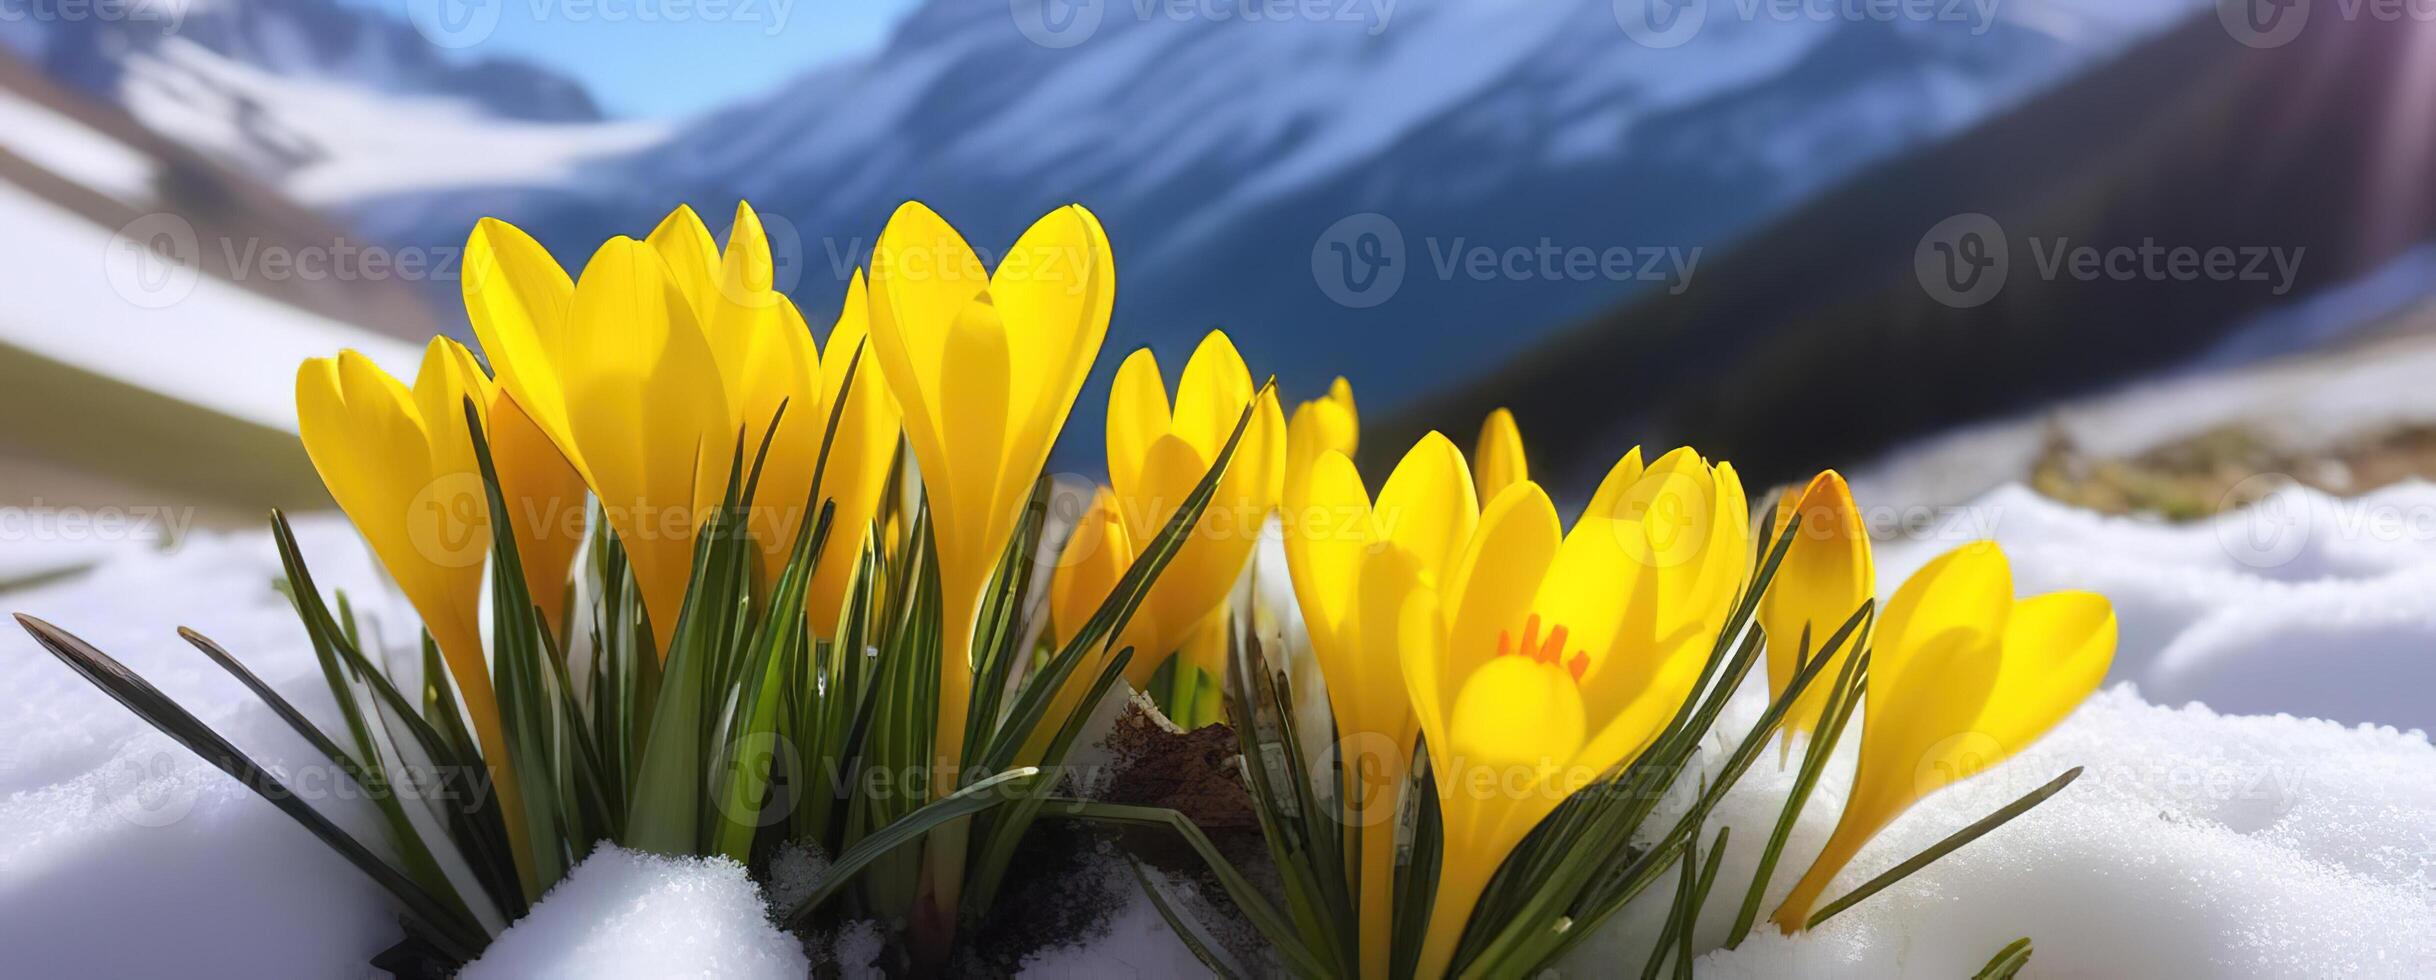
xmin=2030 ymin=422 xmax=2436 ymax=519
xmin=1098 ymin=704 xmax=1257 ymax=830
xmin=964 ymin=701 xmax=1269 ymax=975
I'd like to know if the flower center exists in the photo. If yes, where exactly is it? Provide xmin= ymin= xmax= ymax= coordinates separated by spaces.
xmin=1498 ymin=613 xmax=1587 ymax=683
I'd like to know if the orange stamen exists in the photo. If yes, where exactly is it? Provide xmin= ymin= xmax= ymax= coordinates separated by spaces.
xmin=1498 ymin=613 xmax=1588 ymax=681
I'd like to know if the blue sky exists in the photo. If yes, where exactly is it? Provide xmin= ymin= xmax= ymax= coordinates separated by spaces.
xmin=345 ymin=0 xmax=921 ymax=118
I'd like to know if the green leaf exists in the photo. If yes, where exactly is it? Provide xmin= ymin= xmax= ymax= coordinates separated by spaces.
xmin=176 ymin=627 xmax=467 ymax=921
xmin=1974 ymin=937 xmax=2034 ymax=980
xmin=782 ymin=766 xmax=1041 ymax=924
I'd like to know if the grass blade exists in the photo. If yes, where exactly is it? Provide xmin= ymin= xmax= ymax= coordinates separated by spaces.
xmin=1806 ymin=767 xmax=2085 ymax=930
xmin=1974 ymin=937 xmax=2034 ymax=979
xmin=1047 ymin=799 xmax=1335 ymax=979
xmin=783 ymin=766 xmax=1040 ymax=924
xmin=1122 ymin=855 xmax=1248 ymax=980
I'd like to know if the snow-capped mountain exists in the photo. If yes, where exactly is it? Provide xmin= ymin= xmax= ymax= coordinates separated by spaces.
xmin=350 ymin=0 xmax=2201 ymax=444
xmin=6 ymin=0 xmax=2206 ymax=457
xmin=2 ymin=0 xmax=666 ymax=207
xmin=11 ymin=0 xmax=597 ymax=120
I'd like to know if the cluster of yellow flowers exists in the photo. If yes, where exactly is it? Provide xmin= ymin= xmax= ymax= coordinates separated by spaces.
xmin=293 ymin=200 xmax=2115 ymax=974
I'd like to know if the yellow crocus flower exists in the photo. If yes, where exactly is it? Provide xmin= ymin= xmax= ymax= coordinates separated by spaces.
xmin=466 ymin=218 xmax=735 ymax=653
xmin=863 ymin=201 xmax=1112 ymax=790
xmin=1103 ymin=330 xmax=1286 ymax=688
xmin=803 ymin=272 xmax=903 ymax=638
xmin=1286 ymin=376 xmax=1358 ymax=485
xmin=1048 ymin=486 xmax=1152 ymax=658
xmin=652 ymin=203 xmax=822 ymax=586
xmin=1757 ymin=470 xmax=1873 ymax=741
xmin=1399 ymin=448 xmax=1748 ymax=978
xmin=1283 ymin=434 xmax=1478 ymax=980
xmin=297 ymin=337 xmax=536 ymax=885
xmin=1031 ymin=486 xmax=1155 ymax=761
xmin=1471 ymin=407 xmax=1527 ymax=503
xmin=1770 ymin=541 xmax=2116 ymax=932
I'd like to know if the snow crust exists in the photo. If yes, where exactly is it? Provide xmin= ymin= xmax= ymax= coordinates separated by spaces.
xmin=1875 ymin=480 xmax=2436 ymax=734
xmin=1561 ymin=685 xmax=2436 ymax=977
xmin=460 ymin=847 xmax=807 ymax=980
xmin=0 ymin=515 xmax=414 ymax=976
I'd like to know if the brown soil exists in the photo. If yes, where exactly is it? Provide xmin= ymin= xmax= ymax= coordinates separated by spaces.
xmin=2029 ymin=422 xmax=2436 ymax=520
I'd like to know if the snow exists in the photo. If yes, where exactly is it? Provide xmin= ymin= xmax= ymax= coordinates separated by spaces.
xmin=0 ymin=172 xmax=421 ymax=435
xmin=5 ymin=481 xmax=2436 ymax=975
xmin=116 ymin=38 xmax=669 ymax=206
xmin=1873 ymin=480 xmax=2436 ymax=735
xmin=1560 ymin=684 xmax=2436 ymax=978
xmin=0 ymin=90 xmax=158 ymax=205
xmin=0 ymin=514 xmax=418 ymax=977
xmin=461 ymin=846 xmax=809 ymax=980
xmin=1015 ymin=845 xmax=1225 ymax=978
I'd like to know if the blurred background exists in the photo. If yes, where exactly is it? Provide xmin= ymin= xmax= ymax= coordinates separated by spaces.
xmin=7 ymin=0 xmax=2436 ymax=588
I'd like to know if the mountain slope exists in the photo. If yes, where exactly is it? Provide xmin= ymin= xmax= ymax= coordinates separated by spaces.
xmin=3 ymin=0 xmax=662 ymax=207
xmin=1388 ymin=7 xmax=2436 ymax=494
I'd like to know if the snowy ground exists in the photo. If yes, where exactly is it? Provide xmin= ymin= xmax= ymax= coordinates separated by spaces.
xmin=2 ymin=483 xmax=2433 ymax=975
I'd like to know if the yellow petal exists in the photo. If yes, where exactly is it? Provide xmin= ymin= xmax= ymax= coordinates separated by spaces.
xmin=1772 ymin=542 xmax=2016 ymax=931
xmin=1122 ymin=432 xmax=1212 ymax=655
xmin=1169 ymin=331 xmax=1257 ymax=458
xmin=1973 ymin=591 xmax=2115 ymax=759
xmin=299 ymin=350 xmax=527 ymax=882
xmin=719 ymin=201 xmax=775 ymax=295
xmin=933 ymin=296 xmax=1015 ymax=610
xmin=1374 ymin=431 xmax=1480 ymax=588
xmin=1873 ymin=541 xmax=2012 ymax=691
xmin=1441 ymin=481 xmax=1561 ymax=701
xmin=988 ymin=205 xmax=1113 ymax=541
xmin=1757 ymin=470 xmax=1875 ymax=738
xmin=1583 ymin=445 xmax=1647 ymax=520
xmin=647 ymin=203 xmax=721 ymax=329
xmin=1050 ymin=488 xmax=1135 ymax=646
xmin=463 ymin=218 xmax=582 ymax=479
xmin=868 ymin=202 xmax=987 ymax=453
xmin=1106 ymin=347 xmax=1170 ymax=499
xmin=1284 ymin=449 xmax=1373 ymax=658
xmin=727 ymin=298 xmax=824 ymax=584
xmin=805 ymin=272 xmax=903 ymax=638
xmin=492 ymin=387 xmax=586 ymax=638
xmin=1286 ymin=376 xmax=1359 ymax=501
xmin=1446 ymin=654 xmax=1586 ymax=775
xmin=559 ymin=236 xmax=734 ymax=653
xmin=1471 ymin=408 xmax=1528 ymax=503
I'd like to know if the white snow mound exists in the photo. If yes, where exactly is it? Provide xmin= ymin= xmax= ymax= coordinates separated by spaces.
xmin=1557 ymin=684 xmax=2436 ymax=978
xmin=1874 ymin=480 xmax=2436 ymax=734
xmin=461 ymin=846 xmax=807 ymax=980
